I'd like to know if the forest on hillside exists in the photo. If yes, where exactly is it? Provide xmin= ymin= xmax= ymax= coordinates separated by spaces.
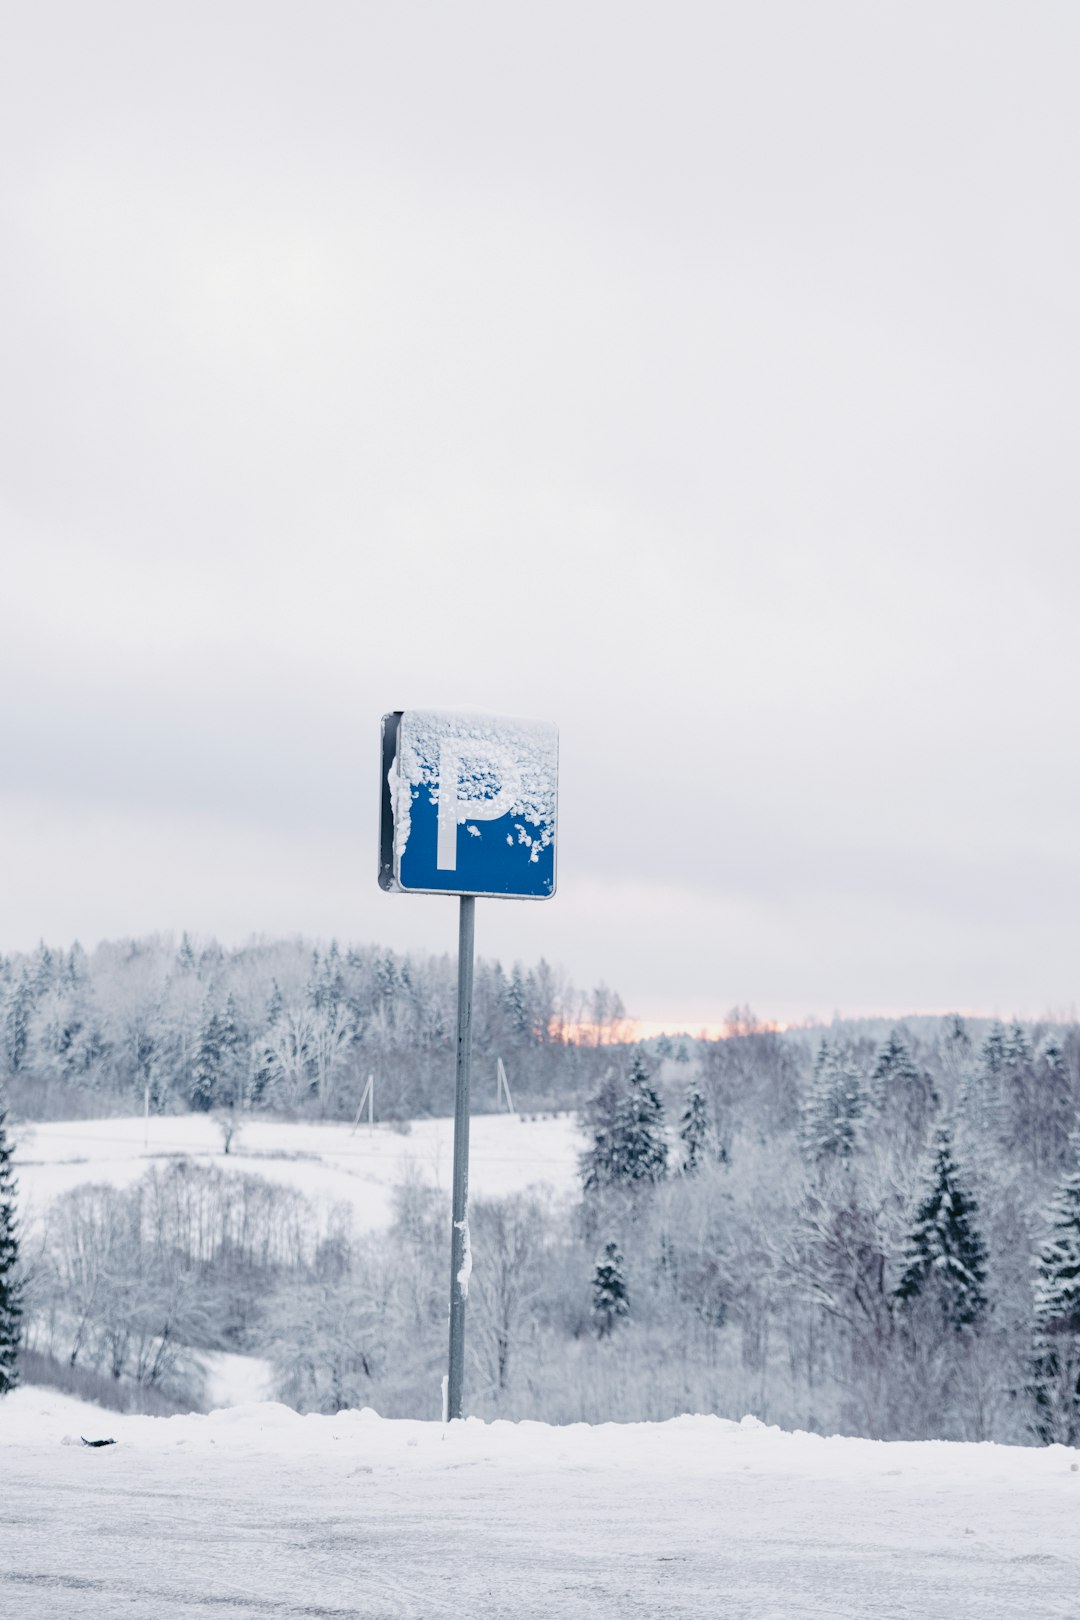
xmin=3 ymin=938 xmax=1080 ymax=1448
xmin=0 ymin=934 xmax=627 ymax=1122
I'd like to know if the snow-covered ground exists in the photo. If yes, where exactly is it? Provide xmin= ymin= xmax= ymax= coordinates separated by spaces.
xmin=1 ymin=1385 xmax=1077 ymax=1618
xmin=198 ymin=1351 xmax=274 ymax=1410
xmin=11 ymin=1111 xmax=584 ymax=1233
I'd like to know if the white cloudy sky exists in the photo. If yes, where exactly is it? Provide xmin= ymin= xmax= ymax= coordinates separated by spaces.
xmin=2 ymin=3 xmax=1078 ymax=1028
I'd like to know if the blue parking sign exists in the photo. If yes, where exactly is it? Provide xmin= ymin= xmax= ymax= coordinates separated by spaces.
xmin=379 ymin=709 xmax=558 ymax=899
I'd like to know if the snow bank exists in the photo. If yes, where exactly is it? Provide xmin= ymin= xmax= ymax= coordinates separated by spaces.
xmin=4 ymin=1386 xmax=1077 ymax=1619
xmin=4 ymin=1384 xmax=1076 ymax=1486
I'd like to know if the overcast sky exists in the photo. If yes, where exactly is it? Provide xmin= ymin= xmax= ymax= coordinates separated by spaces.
xmin=2 ymin=3 xmax=1078 ymax=1028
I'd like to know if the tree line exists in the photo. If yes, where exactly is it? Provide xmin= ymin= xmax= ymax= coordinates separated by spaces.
xmin=3 ymin=1002 xmax=1079 ymax=1444
xmin=575 ymin=1017 xmax=1080 ymax=1444
xmin=0 ymin=934 xmax=628 ymax=1123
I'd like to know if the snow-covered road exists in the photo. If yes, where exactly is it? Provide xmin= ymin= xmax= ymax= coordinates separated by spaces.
xmin=2 ymin=1389 xmax=1077 ymax=1619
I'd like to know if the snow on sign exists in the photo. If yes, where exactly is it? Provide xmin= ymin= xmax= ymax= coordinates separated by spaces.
xmin=379 ymin=709 xmax=558 ymax=899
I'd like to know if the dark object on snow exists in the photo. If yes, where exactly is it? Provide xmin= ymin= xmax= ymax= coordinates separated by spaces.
xmin=80 ymin=1436 xmax=116 ymax=1448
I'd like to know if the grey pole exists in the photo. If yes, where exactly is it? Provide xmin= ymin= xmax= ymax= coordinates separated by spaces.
xmin=447 ymin=892 xmax=475 ymax=1420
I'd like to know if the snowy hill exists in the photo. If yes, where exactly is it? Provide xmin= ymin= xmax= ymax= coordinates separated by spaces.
xmin=1 ymin=1384 xmax=1077 ymax=1619
xmin=11 ymin=1110 xmax=585 ymax=1233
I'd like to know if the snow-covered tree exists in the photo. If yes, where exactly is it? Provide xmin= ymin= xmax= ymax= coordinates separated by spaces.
xmin=3 ymin=970 xmax=33 ymax=1076
xmin=1005 ymin=1029 xmax=1076 ymax=1175
xmin=216 ymin=992 xmax=247 ymax=1109
xmin=307 ymin=1004 xmax=356 ymax=1113
xmin=0 ymin=1110 xmax=22 ymax=1394
xmin=868 ymin=1029 xmax=936 ymax=1153
xmin=65 ymin=942 xmax=88 ymax=986
xmin=265 ymin=980 xmax=285 ymax=1029
xmin=679 ymin=1081 xmax=709 ymax=1174
xmin=802 ymin=1041 xmax=866 ymax=1166
xmin=1033 ymin=1034 xmax=1076 ymax=1169
xmin=260 ymin=1006 xmax=317 ymax=1110
xmin=591 ymin=1239 xmax=629 ymax=1336
xmin=30 ymin=942 xmax=55 ymax=996
xmin=894 ymin=1129 xmax=987 ymax=1331
xmin=190 ymin=1003 xmax=224 ymax=1112
xmin=582 ymin=1052 xmax=667 ymax=1191
xmin=470 ymin=1193 xmax=547 ymax=1394
xmin=506 ymin=966 xmax=531 ymax=1043
xmin=617 ymin=1052 xmax=668 ymax=1183
xmin=1005 ymin=1020 xmax=1033 ymax=1069
xmin=870 ymin=1030 xmax=920 ymax=1109
xmin=959 ymin=1021 xmax=1008 ymax=1138
xmin=1030 ymin=1147 xmax=1080 ymax=1444
xmin=942 ymin=1013 xmax=971 ymax=1052
xmin=308 ymin=942 xmax=346 ymax=1016
xmin=980 ymin=1022 xmax=1008 ymax=1077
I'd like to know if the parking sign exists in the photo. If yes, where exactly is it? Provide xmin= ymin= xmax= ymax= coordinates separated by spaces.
xmin=379 ymin=709 xmax=558 ymax=899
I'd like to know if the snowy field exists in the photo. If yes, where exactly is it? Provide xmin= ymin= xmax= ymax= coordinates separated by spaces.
xmin=1 ymin=1385 xmax=1077 ymax=1619
xmin=8 ymin=1113 xmax=1079 ymax=1616
xmin=10 ymin=1111 xmax=585 ymax=1234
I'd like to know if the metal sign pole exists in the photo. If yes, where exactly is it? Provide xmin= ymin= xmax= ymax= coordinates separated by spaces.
xmin=380 ymin=709 xmax=557 ymax=1420
xmin=447 ymin=892 xmax=475 ymax=1420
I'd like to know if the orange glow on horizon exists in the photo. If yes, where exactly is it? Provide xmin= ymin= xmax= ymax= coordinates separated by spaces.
xmin=554 ymin=1009 xmax=1011 ymax=1046
xmin=555 ymin=1015 xmax=789 ymax=1045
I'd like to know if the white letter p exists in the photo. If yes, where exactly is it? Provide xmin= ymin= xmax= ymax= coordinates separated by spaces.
xmin=436 ymin=742 xmax=521 ymax=871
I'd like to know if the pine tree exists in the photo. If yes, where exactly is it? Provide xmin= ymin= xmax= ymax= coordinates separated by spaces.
xmin=980 ymin=1021 xmax=1008 ymax=1077
xmin=176 ymin=932 xmax=197 ymax=973
xmin=802 ymin=1041 xmax=866 ymax=1166
xmin=679 ymin=1081 xmax=709 ymax=1173
xmin=1005 ymin=1020 xmax=1033 ymax=1069
xmin=265 ymin=980 xmax=285 ymax=1029
xmin=619 ymin=1051 xmax=668 ymax=1183
xmin=580 ymin=1067 xmax=623 ymax=1194
xmin=591 ymin=1239 xmax=629 ymax=1336
xmin=965 ymin=1021 xmax=1009 ymax=1136
xmin=0 ymin=1109 xmax=22 ymax=1395
xmin=3 ymin=971 xmax=33 ymax=1076
xmin=1032 ymin=1034 xmax=1075 ymax=1170
xmin=322 ymin=943 xmax=346 ymax=1015
xmin=942 ymin=1013 xmax=971 ymax=1052
xmin=869 ymin=1028 xmax=937 ymax=1150
xmin=216 ymin=993 xmax=247 ymax=1109
xmin=581 ymin=1052 xmax=668 ymax=1191
xmin=506 ymin=966 xmax=531 ymax=1043
xmin=1030 ymin=1146 xmax=1080 ymax=1444
xmin=1038 ymin=1032 xmax=1067 ymax=1079
xmin=375 ymin=954 xmax=398 ymax=1007
xmin=65 ymin=942 xmax=87 ymax=986
xmin=31 ymin=942 xmax=54 ymax=995
xmin=894 ymin=1129 xmax=987 ymax=1331
xmin=190 ymin=1003 xmax=224 ymax=1112
xmin=869 ymin=1030 xmax=920 ymax=1109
